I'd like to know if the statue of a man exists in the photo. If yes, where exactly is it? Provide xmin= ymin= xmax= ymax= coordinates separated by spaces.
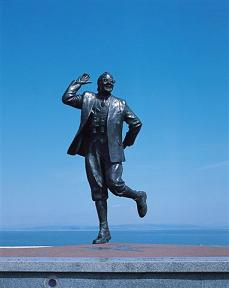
xmin=62 ymin=72 xmax=147 ymax=244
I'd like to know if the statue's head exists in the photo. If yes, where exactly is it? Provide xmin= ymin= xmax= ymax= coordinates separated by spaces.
xmin=97 ymin=72 xmax=115 ymax=94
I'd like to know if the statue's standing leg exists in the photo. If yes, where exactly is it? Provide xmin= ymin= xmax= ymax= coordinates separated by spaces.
xmin=93 ymin=200 xmax=111 ymax=244
xmin=85 ymin=148 xmax=111 ymax=244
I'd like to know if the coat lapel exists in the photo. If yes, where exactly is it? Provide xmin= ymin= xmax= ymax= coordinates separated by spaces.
xmin=107 ymin=95 xmax=120 ymax=124
xmin=81 ymin=92 xmax=96 ymax=128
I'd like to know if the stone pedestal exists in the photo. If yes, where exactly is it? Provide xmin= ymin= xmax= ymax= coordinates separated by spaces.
xmin=0 ymin=243 xmax=229 ymax=288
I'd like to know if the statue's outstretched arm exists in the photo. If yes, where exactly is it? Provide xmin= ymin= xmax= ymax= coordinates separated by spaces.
xmin=62 ymin=73 xmax=91 ymax=109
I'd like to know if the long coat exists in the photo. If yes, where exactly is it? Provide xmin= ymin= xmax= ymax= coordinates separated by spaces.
xmin=62 ymin=82 xmax=142 ymax=163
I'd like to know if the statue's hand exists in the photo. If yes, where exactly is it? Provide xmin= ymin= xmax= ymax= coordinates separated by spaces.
xmin=74 ymin=73 xmax=92 ymax=85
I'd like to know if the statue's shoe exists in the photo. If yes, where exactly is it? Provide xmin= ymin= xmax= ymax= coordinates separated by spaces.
xmin=92 ymin=228 xmax=111 ymax=244
xmin=136 ymin=191 xmax=147 ymax=218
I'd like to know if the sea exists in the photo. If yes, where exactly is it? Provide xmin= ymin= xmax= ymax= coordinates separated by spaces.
xmin=0 ymin=229 xmax=228 ymax=247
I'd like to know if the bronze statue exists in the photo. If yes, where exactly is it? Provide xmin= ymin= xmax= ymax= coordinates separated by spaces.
xmin=62 ymin=72 xmax=147 ymax=244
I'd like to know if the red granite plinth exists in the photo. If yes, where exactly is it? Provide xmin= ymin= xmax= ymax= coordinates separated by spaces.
xmin=0 ymin=243 xmax=229 ymax=258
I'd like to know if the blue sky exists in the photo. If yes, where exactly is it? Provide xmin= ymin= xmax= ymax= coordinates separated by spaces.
xmin=1 ymin=0 xmax=228 ymax=228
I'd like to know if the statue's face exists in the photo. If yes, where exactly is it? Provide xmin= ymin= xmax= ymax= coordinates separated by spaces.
xmin=99 ymin=73 xmax=115 ymax=93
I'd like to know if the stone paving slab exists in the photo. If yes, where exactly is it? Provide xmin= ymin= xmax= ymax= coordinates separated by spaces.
xmin=0 ymin=243 xmax=228 ymax=258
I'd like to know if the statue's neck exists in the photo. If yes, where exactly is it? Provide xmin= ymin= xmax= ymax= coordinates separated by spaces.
xmin=97 ymin=90 xmax=111 ymax=99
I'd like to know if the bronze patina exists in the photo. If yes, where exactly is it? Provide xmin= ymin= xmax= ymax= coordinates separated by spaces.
xmin=62 ymin=72 xmax=147 ymax=244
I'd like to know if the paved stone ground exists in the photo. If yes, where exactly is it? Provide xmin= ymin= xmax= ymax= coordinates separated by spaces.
xmin=0 ymin=243 xmax=229 ymax=258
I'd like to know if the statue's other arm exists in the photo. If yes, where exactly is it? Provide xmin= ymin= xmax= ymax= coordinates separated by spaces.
xmin=62 ymin=73 xmax=91 ymax=109
xmin=123 ymin=104 xmax=142 ymax=148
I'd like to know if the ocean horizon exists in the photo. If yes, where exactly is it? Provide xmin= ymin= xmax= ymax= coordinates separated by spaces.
xmin=0 ymin=226 xmax=228 ymax=247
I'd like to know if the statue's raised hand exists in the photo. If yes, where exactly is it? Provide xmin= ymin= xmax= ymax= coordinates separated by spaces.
xmin=74 ymin=73 xmax=92 ymax=85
